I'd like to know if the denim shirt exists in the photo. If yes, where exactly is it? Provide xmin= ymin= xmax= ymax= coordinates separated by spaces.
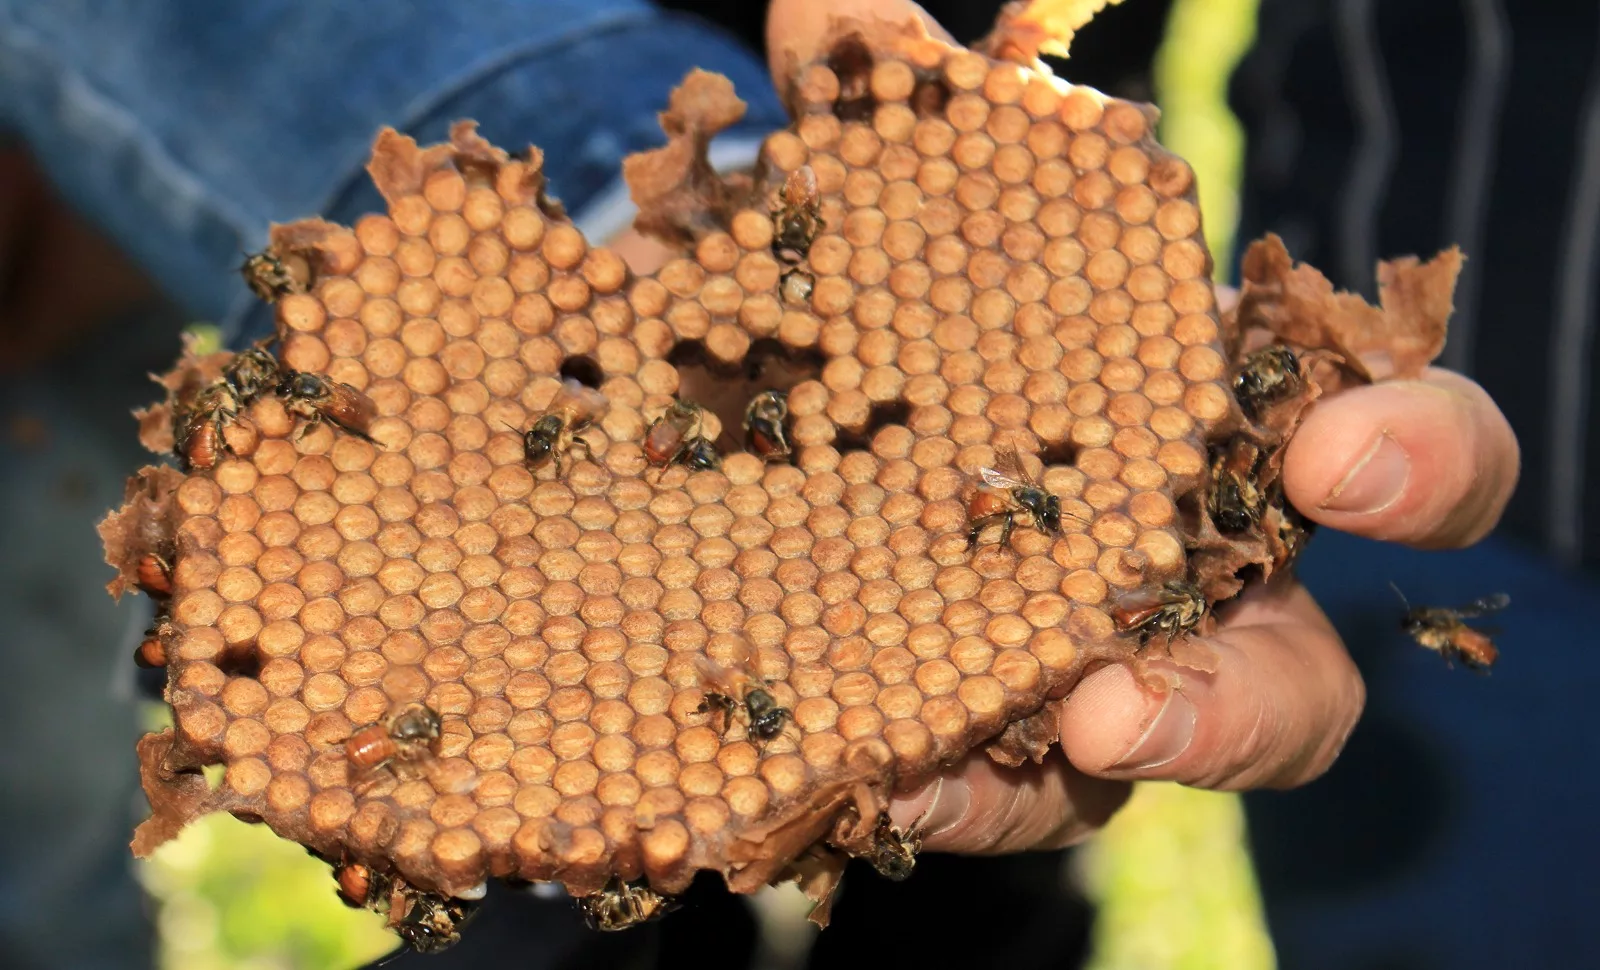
xmin=0 ymin=0 xmax=787 ymax=343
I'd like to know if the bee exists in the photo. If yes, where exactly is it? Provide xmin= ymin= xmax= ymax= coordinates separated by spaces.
xmin=1208 ymin=438 xmax=1264 ymax=533
xmin=780 ymin=267 xmax=815 ymax=305
xmin=520 ymin=377 xmax=608 ymax=474
xmin=240 ymin=249 xmax=310 ymax=302
xmin=743 ymin=390 xmax=792 ymax=463
xmin=864 ymin=810 xmax=926 ymax=882
xmin=344 ymin=702 xmax=443 ymax=775
xmin=681 ymin=434 xmax=722 ymax=472
xmin=334 ymin=861 xmax=392 ymax=910
xmin=772 ymin=165 xmax=822 ymax=263
xmin=576 ymin=876 xmax=680 ymax=932
xmin=135 ymin=552 xmax=174 ymax=599
xmin=277 ymin=370 xmax=377 ymax=441
xmin=966 ymin=442 xmax=1072 ymax=552
xmin=643 ymin=399 xmax=717 ymax=475
xmin=695 ymin=642 xmax=794 ymax=748
xmin=175 ymin=380 xmax=243 ymax=471
xmin=1233 ymin=344 xmax=1301 ymax=421
xmin=392 ymin=891 xmax=477 ymax=954
xmin=1265 ymin=485 xmax=1316 ymax=572
xmin=135 ymin=614 xmax=175 ymax=668
xmin=1394 ymin=587 xmax=1508 ymax=671
xmin=1111 ymin=580 xmax=1208 ymax=645
xmin=221 ymin=343 xmax=281 ymax=403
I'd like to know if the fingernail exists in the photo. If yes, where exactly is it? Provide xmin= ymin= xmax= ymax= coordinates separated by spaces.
xmin=890 ymin=774 xmax=969 ymax=835
xmin=1320 ymin=432 xmax=1410 ymax=514
xmin=1109 ymin=690 xmax=1196 ymax=771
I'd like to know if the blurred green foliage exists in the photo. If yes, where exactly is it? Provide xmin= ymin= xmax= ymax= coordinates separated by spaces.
xmin=136 ymin=2 xmax=1269 ymax=967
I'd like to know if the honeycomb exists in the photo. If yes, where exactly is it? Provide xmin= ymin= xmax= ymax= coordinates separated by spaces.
xmin=99 ymin=6 xmax=1459 ymax=936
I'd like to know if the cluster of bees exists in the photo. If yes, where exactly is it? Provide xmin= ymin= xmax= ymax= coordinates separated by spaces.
xmin=525 ymin=378 xmax=793 ymax=478
xmin=171 ymin=340 xmax=378 ymax=474
xmin=330 ymin=856 xmax=480 ymax=955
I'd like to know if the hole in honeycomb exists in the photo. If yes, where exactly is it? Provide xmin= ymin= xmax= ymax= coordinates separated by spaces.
xmin=910 ymin=72 xmax=952 ymax=119
xmin=216 ymin=646 xmax=262 ymax=680
xmin=835 ymin=398 xmax=912 ymax=452
xmin=559 ymin=355 xmax=604 ymax=388
xmin=1038 ymin=439 xmax=1080 ymax=469
xmin=230 ymin=810 xmax=266 ymax=825
xmin=828 ymin=34 xmax=877 ymax=123
xmin=668 ymin=339 xmax=823 ymax=451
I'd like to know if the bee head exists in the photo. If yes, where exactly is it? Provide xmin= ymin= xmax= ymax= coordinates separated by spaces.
xmin=1039 ymin=494 xmax=1063 ymax=533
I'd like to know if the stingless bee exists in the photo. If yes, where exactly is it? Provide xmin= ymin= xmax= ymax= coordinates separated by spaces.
xmin=1394 ymin=587 xmax=1508 ymax=671
xmin=520 ymin=377 xmax=608 ymax=474
xmin=174 ymin=380 xmax=245 ymax=471
xmin=240 ymin=249 xmax=310 ymax=303
xmin=576 ymin=876 xmax=680 ymax=931
xmin=743 ymin=390 xmax=792 ymax=462
xmin=344 ymin=702 xmax=443 ymax=776
xmin=277 ymin=370 xmax=378 ymax=441
xmin=135 ymin=551 xmax=174 ymax=599
xmin=1111 ymin=580 xmax=1209 ymax=645
xmin=221 ymin=342 xmax=282 ymax=403
xmin=333 ymin=861 xmax=392 ymax=910
xmin=681 ymin=434 xmax=722 ymax=473
xmin=1209 ymin=438 xmax=1264 ymax=533
xmin=772 ymin=165 xmax=822 ymax=263
xmin=643 ymin=399 xmax=718 ymax=475
xmin=1233 ymin=344 xmax=1301 ymax=421
xmin=695 ymin=641 xmax=794 ymax=749
xmin=392 ymin=891 xmax=478 ymax=954
xmin=135 ymin=614 xmax=175 ymax=669
xmin=864 ymin=810 xmax=926 ymax=882
xmin=966 ymin=442 xmax=1073 ymax=552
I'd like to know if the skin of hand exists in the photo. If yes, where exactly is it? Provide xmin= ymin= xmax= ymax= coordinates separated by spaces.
xmin=744 ymin=0 xmax=1522 ymax=853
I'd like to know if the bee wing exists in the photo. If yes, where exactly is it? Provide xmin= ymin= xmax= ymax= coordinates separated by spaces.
xmin=978 ymin=465 xmax=1024 ymax=490
xmin=1457 ymin=592 xmax=1511 ymax=617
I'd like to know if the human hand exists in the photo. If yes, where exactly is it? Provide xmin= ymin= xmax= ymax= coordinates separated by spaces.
xmin=754 ymin=0 xmax=1520 ymax=853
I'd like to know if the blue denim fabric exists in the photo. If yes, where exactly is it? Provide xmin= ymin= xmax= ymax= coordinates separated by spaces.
xmin=1250 ymin=530 xmax=1600 ymax=969
xmin=0 ymin=3 xmax=784 ymax=968
xmin=0 ymin=0 xmax=787 ymax=343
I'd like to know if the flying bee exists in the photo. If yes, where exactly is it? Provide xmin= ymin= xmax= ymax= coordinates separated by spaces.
xmin=391 ymin=891 xmax=477 ymax=954
xmin=221 ymin=342 xmax=281 ymax=403
xmin=1233 ymin=344 xmax=1301 ymax=421
xmin=743 ymin=390 xmax=792 ymax=462
xmin=333 ymin=861 xmax=392 ymax=910
xmin=695 ymin=642 xmax=794 ymax=749
xmin=772 ymin=165 xmax=822 ymax=263
xmin=240 ymin=248 xmax=310 ymax=303
xmin=780 ymin=267 xmax=814 ymax=306
xmin=1111 ymin=580 xmax=1209 ymax=645
xmin=277 ymin=370 xmax=377 ymax=441
xmin=175 ymin=380 xmax=244 ymax=471
xmin=643 ymin=399 xmax=716 ymax=475
xmin=521 ymin=377 xmax=608 ymax=474
xmin=576 ymin=877 xmax=680 ymax=932
xmin=135 ymin=551 xmax=174 ymax=599
xmin=1394 ymin=587 xmax=1508 ymax=671
xmin=966 ymin=442 xmax=1072 ymax=552
xmin=344 ymin=702 xmax=443 ymax=776
xmin=864 ymin=810 xmax=926 ymax=882
xmin=1208 ymin=438 xmax=1264 ymax=533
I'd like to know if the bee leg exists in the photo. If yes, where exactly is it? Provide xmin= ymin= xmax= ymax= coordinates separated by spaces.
xmin=998 ymin=512 xmax=1017 ymax=549
xmin=570 ymin=436 xmax=594 ymax=464
xmin=966 ymin=514 xmax=999 ymax=549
